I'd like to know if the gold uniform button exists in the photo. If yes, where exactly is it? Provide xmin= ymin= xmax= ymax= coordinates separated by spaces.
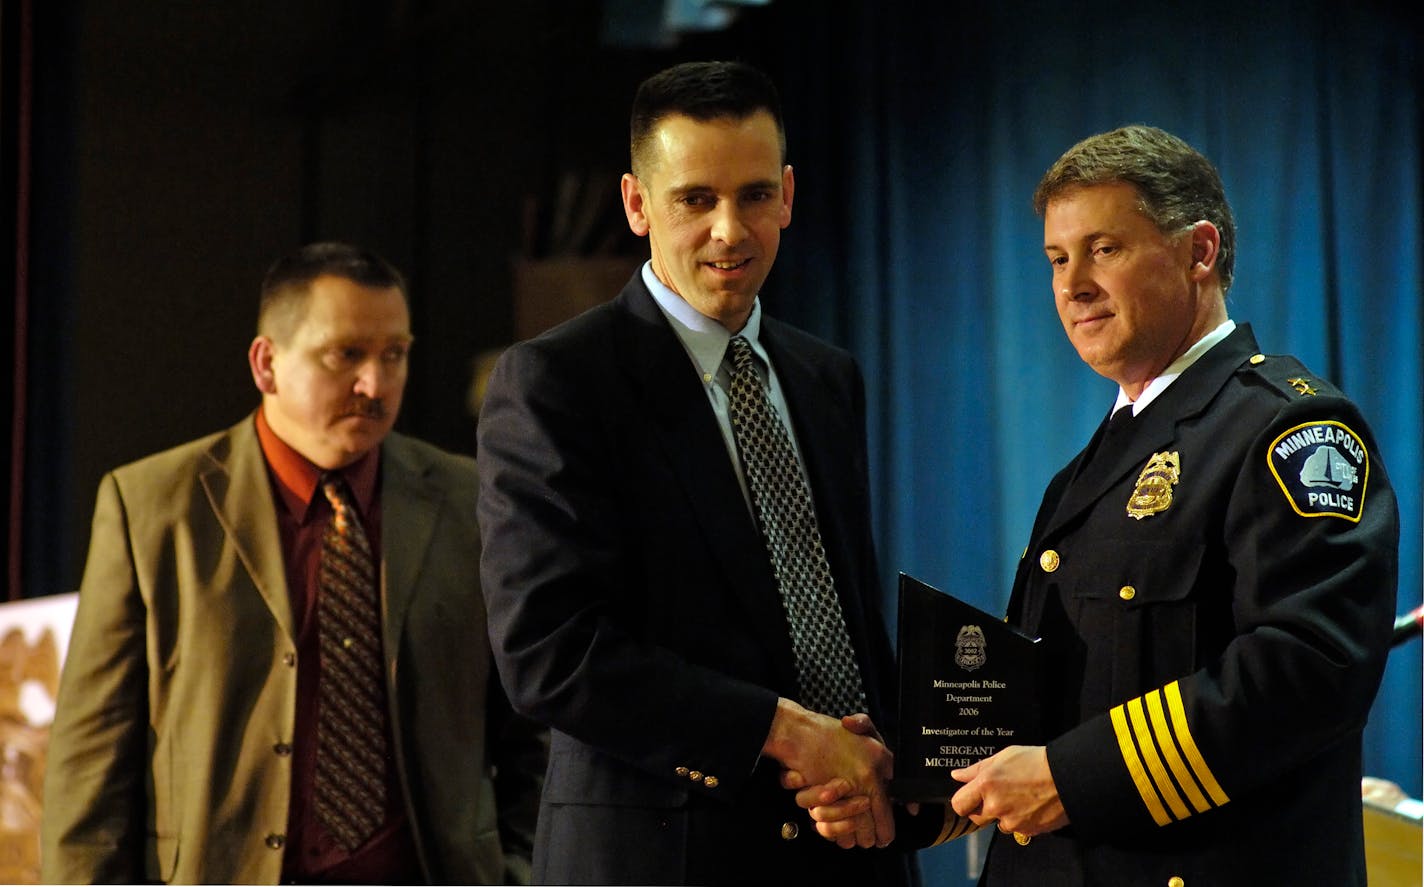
xmin=1039 ymin=550 xmax=1060 ymax=573
xmin=1119 ymin=585 xmax=1136 ymax=601
xmin=1167 ymin=878 xmax=1185 ymax=887
xmin=1249 ymin=353 xmax=1265 ymax=365
xmin=265 ymin=833 xmax=285 ymax=850
xmin=703 ymin=776 xmax=719 ymax=788
xmin=780 ymin=821 xmax=799 ymax=840
xmin=674 ymin=766 xmax=689 ymax=778
xmin=1014 ymin=832 xmax=1031 ymax=845
xmin=689 ymin=770 xmax=703 ymax=782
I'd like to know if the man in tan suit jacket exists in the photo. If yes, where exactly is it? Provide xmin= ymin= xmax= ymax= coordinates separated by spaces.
xmin=41 ymin=243 xmax=545 ymax=884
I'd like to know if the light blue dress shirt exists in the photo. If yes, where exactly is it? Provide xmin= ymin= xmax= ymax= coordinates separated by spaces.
xmin=640 ymin=261 xmax=812 ymax=514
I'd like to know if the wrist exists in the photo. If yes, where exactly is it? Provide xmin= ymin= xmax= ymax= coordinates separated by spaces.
xmin=762 ymin=696 xmax=812 ymax=764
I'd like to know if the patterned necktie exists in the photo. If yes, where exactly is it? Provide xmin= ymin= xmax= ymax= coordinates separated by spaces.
xmin=314 ymin=474 xmax=387 ymax=851
xmin=726 ymin=336 xmax=867 ymax=718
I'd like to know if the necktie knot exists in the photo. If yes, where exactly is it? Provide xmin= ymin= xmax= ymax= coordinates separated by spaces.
xmin=728 ymin=336 xmax=756 ymax=376
xmin=321 ymin=474 xmax=366 ymax=546
xmin=1107 ymin=406 xmax=1133 ymax=434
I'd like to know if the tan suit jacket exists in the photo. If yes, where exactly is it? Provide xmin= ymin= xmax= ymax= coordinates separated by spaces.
xmin=41 ymin=415 xmax=545 ymax=884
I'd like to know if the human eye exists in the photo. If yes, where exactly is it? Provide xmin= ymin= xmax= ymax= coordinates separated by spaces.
xmin=1092 ymin=241 xmax=1118 ymax=257
xmin=322 ymin=346 xmax=362 ymax=369
xmin=382 ymin=344 xmax=410 ymax=363
xmin=679 ymin=191 xmax=713 ymax=209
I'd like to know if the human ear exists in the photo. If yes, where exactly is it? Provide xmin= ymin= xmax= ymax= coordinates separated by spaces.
xmin=1189 ymin=220 xmax=1221 ymax=280
xmin=779 ymin=165 xmax=795 ymax=228
xmin=248 ymin=336 xmax=278 ymax=394
xmin=621 ymin=173 xmax=650 ymax=237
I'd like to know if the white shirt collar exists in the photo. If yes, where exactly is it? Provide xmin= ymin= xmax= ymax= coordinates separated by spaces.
xmin=1115 ymin=319 xmax=1236 ymax=416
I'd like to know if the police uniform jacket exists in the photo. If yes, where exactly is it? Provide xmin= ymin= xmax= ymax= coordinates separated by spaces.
xmin=985 ymin=324 xmax=1399 ymax=886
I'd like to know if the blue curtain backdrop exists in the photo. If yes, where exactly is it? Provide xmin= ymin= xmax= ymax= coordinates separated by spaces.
xmin=761 ymin=1 xmax=1421 ymax=881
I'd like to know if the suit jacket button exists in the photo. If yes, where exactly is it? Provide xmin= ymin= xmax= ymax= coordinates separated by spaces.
xmin=265 ymin=833 xmax=285 ymax=850
xmin=1167 ymin=878 xmax=1185 ymax=887
xmin=689 ymin=770 xmax=703 ymax=782
xmin=780 ymin=821 xmax=799 ymax=841
xmin=1119 ymin=585 xmax=1136 ymax=601
xmin=282 ymin=652 xmax=295 ymax=667
xmin=273 ymin=742 xmax=293 ymax=756
xmin=703 ymin=776 xmax=719 ymax=788
xmin=675 ymin=766 xmax=690 ymax=778
xmin=1039 ymin=549 xmax=1060 ymax=573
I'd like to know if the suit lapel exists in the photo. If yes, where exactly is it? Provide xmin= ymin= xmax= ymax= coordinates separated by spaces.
xmin=199 ymin=417 xmax=295 ymax=641
xmin=1043 ymin=325 xmax=1261 ymax=537
xmin=614 ymin=280 xmax=797 ymax=685
xmin=378 ymin=434 xmax=440 ymax=663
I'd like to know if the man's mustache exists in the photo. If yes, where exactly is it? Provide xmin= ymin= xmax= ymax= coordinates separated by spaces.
xmin=342 ymin=397 xmax=386 ymax=420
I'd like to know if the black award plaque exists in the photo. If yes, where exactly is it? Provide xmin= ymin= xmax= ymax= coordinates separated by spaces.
xmin=890 ymin=573 xmax=1042 ymax=803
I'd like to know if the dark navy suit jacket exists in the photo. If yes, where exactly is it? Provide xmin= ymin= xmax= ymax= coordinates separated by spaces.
xmin=477 ymin=274 xmax=921 ymax=885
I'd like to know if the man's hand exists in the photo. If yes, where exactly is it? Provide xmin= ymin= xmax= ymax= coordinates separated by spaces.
xmin=762 ymin=701 xmax=895 ymax=848
xmin=950 ymin=745 xmax=1068 ymax=838
xmin=779 ymin=712 xmax=924 ymax=846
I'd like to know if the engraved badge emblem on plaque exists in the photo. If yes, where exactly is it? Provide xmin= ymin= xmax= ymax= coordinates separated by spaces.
xmin=954 ymin=625 xmax=987 ymax=671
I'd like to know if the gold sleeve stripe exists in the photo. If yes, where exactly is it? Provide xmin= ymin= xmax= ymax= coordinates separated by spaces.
xmin=1164 ymin=680 xmax=1230 ymax=806
xmin=1127 ymin=696 xmax=1190 ymax=821
xmin=1146 ymin=689 xmax=1211 ymax=813
xmin=1110 ymin=703 xmax=1172 ymax=826
xmin=930 ymin=810 xmax=980 ymax=846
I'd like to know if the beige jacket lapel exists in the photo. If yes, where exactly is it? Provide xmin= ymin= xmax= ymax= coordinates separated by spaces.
xmin=197 ymin=416 xmax=296 ymax=641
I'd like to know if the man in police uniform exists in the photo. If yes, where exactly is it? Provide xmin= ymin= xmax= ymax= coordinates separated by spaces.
xmin=937 ymin=126 xmax=1400 ymax=885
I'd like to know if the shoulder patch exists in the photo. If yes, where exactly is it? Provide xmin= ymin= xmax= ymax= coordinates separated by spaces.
xmin=1266 ymin=421 xmax=1368 ymax=521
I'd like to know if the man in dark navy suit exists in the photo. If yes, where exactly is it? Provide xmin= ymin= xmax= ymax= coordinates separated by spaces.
xmin=476 ymin=61 xmax=931 ymax=885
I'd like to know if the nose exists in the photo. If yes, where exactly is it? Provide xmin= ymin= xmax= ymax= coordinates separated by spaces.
xmin=352 ymin=357 xmax=396 ymax=399
xmin=709 ymin=201 xmax=749 ymax=246
xmin=1058 ymin=258 xmax=1098 ymax=301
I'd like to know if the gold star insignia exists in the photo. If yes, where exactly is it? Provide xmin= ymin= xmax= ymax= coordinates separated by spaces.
xmin=1287 ymin=377 xmax=1317 ymax=396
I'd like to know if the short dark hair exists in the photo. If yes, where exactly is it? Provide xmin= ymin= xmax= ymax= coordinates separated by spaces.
xmin=1034 ymin=125 xmax=1236 ymax=292
xmin=257 ymin=242 xmax=408 ymax=339
xmin=629 ymin=60 xmax=786 ymax=176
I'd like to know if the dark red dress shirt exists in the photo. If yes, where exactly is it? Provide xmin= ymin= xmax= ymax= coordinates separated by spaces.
xmin=255 ymin=408 xmax=418 ymax=884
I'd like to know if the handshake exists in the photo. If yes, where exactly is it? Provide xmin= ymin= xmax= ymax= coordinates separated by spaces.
xmin=762 ymin=697 xmax=1066 ymax=848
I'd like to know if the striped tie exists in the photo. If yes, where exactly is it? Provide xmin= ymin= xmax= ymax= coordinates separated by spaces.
xmin=314 ymin=474 xmax=387 ymax=850
xmin=726 ymin=336 xmax=867 ymax=718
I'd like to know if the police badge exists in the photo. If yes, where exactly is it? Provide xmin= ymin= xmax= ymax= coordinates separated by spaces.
xmin=954 ymin=625 xmax=987 ymax=671
xmin=1126 ymin=451 xmax=1181 ymax=520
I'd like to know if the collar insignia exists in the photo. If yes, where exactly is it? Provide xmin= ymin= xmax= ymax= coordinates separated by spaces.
xmin=1287 ymin=377 xmax=1318 ymax=396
